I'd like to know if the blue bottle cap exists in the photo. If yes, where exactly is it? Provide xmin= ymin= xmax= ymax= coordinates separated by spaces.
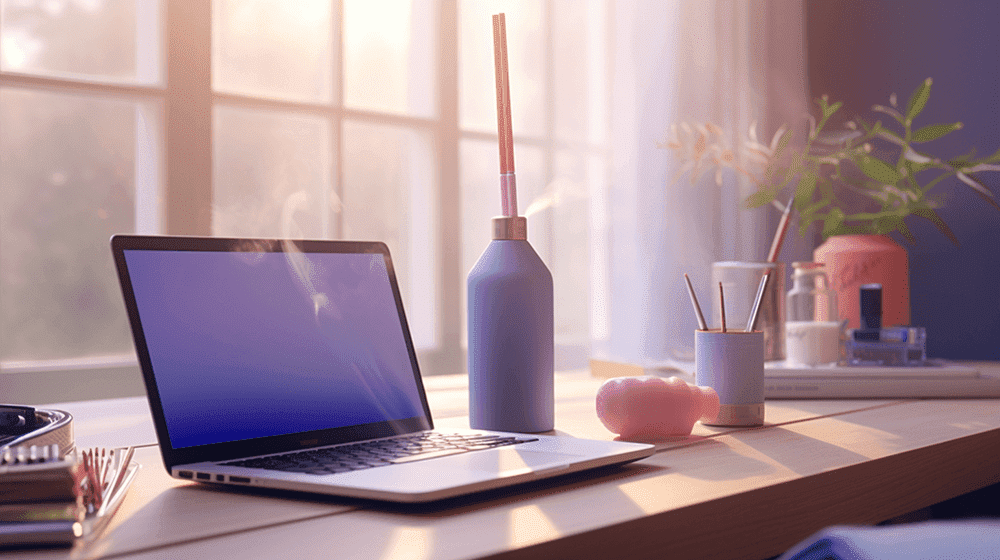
xmin=860 ymin=283 xmax=882 ymax=330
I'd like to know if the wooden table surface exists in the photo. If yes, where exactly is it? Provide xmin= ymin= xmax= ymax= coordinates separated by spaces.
xmin=11 ymin=365 xmax=1000 ymax=560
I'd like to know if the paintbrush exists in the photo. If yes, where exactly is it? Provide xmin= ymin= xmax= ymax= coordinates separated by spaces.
xmin=684 ymin=273 xmax=709 ymax=330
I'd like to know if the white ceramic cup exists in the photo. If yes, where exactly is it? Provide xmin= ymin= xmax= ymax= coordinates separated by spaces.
xmin=711 ymin=261 xmax=785 ymax=361
xmin=695 ymin=329 xmax=765 ymax=426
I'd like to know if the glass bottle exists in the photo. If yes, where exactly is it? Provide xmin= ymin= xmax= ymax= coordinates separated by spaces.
xmin=785 ymin=262 xmax=840 ymax=366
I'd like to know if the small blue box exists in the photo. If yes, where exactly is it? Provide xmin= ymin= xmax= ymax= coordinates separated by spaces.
xmin=845 ymin=327 xmax=927 ymax=366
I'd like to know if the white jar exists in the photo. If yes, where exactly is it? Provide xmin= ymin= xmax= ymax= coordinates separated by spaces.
xmin=785 ymin=262 xmax=840 ymax=366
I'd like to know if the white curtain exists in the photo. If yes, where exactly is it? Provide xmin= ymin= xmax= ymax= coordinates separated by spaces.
xmin=598 ymin=0 xmax=811 ymax=368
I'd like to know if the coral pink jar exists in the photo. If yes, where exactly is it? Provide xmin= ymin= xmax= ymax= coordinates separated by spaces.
xmin=813 ymin=234 xmax=909 ymax=329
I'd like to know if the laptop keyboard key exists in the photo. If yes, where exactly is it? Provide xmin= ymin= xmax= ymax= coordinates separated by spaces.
xmin=221 ymin=432 xmax=537 ymax=475
xmin=388 ymin=447 xmax=468 ymax=464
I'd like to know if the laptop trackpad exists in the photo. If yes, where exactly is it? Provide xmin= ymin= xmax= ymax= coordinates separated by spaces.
xmin=448 ymin=448 xmax=581 ymax=474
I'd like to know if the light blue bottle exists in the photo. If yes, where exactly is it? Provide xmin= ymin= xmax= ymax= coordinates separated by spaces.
xmin=468 ymin=216 xmax=554 ymax=433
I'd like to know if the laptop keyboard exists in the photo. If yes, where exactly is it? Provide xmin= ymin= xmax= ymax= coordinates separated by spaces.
xmin=221 ymin=432 xmax=539 ymax=475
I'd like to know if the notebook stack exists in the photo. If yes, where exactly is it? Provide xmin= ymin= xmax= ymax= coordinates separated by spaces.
xmin=0 ymin=445 xmax=84 ymax=547
xmin=0 ymin=444 xmax=138 ymax=548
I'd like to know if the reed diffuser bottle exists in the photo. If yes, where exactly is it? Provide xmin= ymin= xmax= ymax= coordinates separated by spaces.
xmin=467 ymin=14 xmax=554 ymax=433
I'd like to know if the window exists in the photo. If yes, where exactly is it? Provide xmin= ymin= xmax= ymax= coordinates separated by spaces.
xmin=0 ymin=0 xmax=611 ymax=402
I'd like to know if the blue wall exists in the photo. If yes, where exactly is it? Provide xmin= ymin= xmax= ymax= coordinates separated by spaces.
xmin=807 ymin=0 xmax=1000 ymax=359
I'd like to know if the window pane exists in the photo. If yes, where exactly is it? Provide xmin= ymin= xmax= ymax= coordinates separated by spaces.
xmin=1 ymin=87 xmax=149 ymax=363
xmin=553 ymin=0 xmax=607 ymax=144
xmin=213 ymin=0 xmax=335 ymax=104
xmin=459 ymin=0 xmax=544 ymax=136
xmin=212 ymin=105 xmax=334 ymax=239
xmin=587 ymin=156 xmax=610 ymax=344
xmin=0 ymin=0 xmax=162 ymax=85
xmin=343 ymin=0 xmax=436 ymax=117
xmin=460 ymin=139 xmax=545 ymax=344
xmin=551 ymin=150 xmax=598 ymax=348
xmin=342 ymin=121 xmax=437 ymax=349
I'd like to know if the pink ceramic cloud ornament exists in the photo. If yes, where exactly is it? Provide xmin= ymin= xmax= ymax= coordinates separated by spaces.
xmin=596 ymin=376 xmax=720 ymax=439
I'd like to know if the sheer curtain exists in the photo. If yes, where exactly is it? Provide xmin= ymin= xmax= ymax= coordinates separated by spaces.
xmin=598 ymin=0 xmax=810 ymax=368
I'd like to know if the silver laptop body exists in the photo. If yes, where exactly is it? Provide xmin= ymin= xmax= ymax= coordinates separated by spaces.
xmin=111 ymin=235 xmax=652 ymax=503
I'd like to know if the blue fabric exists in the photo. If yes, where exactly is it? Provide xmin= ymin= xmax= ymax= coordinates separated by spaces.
xmin=779 ymin=521 xmax=1000 ymax=560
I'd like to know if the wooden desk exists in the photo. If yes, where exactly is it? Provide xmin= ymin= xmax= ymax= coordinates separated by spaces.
xmin=12 ymin=365 xmax=1000 ymax=560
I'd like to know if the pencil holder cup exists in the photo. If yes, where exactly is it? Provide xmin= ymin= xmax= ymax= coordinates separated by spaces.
xmin=695 ymin=329 xmax=765 ymax=426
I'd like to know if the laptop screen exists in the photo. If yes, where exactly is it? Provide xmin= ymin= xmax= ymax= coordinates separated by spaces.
xmin=120 ymin=243 xmax=428 ymax=450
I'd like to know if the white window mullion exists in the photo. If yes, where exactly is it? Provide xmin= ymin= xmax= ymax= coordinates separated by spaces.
xmin=432 ymin=0 xmax=464 ymax=375
xmin=136 ymin=0 xmax=166 ymax=85
xmin=135 ymin=102 xmax=164 ymax=234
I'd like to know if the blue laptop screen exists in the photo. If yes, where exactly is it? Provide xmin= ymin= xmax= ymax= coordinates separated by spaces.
xmin=123 ymin=248 xmax=426 ymax=449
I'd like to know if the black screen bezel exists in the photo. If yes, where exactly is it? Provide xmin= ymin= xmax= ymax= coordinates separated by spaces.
xmin=110 ymin=234 xmax=434 ymax=468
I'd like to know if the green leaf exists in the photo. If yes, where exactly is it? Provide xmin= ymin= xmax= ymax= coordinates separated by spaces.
xmin=794 ymin=174 xmax=818 ymax=210
xmin=877 ymin=127 xmax=905 ymax=145
xmin=903 ymin=159 xmax=933 ymax=177
xmin=950 ymin=147 xmax=979 ymax=167
xmin=821 ymin=208 xmax=846 ymax=238
xmin=804 ymin=198 xmax=832 ymax=216
xmin=856 ymin=155 xmax=902 ymax=184
xmin=896 ymin=218 xmax=916 ymax=245
xmin=744 ymin=187 xmax=778 ymax=209
xmin=854 ymin=188 xmax=892 ymax=206
xmin=905 ymin=78 xmax=932 ymax=121
xmin=956 ymin=172 xmax=1000 ymax=211
xmin=912 ymin=122 xmax=963 ymax=143
xmin=824 ymin=101 xmax=842 ymax=119
xmin=823 ymin=221 xmax=866 ymax=238
xmin=773 ymin=128 xmax=793 ymax=160
xmin=913 ymin=208 xmax=960 ymax=246
xmin=984 ymin=145 xmax=1000 ymax=164
xmin=873 ymin=215 xmax=897 ymax=235
xmin=872 ymin=215 xmax=912 ymax=243
xmin=917 ymin=171 xmax=952 ymax=195
xmin=816 ymin=95 xmax=829 ymax=115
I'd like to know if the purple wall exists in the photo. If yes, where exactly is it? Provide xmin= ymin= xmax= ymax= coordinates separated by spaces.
xmin=807 ymin=0 xmax=1000 ymax=359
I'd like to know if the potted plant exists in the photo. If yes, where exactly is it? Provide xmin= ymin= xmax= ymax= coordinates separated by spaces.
xmin=663 ymin=78 xmax=1000 ymax=327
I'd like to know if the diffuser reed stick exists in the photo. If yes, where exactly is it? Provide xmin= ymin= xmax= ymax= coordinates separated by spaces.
xmin=492 ymin=13 xmax=518 ymax=217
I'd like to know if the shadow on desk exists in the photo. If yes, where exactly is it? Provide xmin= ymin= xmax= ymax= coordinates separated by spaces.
xmin=187 ymin=460 xmax=666 ymax=516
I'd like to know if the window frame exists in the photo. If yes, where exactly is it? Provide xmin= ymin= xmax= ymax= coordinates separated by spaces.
xmin=0 ymin=0 xmax=612 ymax=404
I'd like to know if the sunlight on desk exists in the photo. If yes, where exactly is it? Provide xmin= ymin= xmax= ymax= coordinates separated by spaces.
xmin=950 ymin=420 xmax=992 ymax=431
xmin=509 ymin=505 xmax=560 ymax=548
xmin=43 ymin=398 xmax=158 ymax=450
xmin=382 ymin=526 xmax=431 ymax=560
xmin=780 ymin=416 xmax=902 ymax=460
xmin=9 ymin=369 xmax=1000 ymax=560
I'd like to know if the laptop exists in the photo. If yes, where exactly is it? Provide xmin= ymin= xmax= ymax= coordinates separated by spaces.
xmin=111 ymin=235 xmax=653 ymax=503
